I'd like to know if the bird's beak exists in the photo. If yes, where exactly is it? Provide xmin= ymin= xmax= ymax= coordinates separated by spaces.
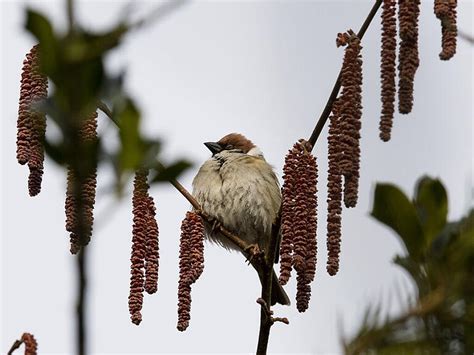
xmin=204 ymin=142 xmax=223 ymax=155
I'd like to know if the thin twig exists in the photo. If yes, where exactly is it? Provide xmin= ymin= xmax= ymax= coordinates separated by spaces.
xmin=256 ymin=212 xmax=282 ymax=354
xmin=308 ymin=0 xmax=383 ymax=148
xmin=458 ymin=29 xmax=474 ymax=44
xmin=130 ymin=0 xmax=190 ymax=30
xmin=7 ymin=340 xmax=23 ymax=355
xmin=66 ymin=0 xmax=75 ymax=31
xmin=439 ymin=17 xmax=474 ymax=45
xmin=76 ymin=248 xmax=87 ymax=355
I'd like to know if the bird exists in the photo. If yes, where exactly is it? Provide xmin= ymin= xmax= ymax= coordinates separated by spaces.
xmin=192 ymin=133 xmax=290 ymax=306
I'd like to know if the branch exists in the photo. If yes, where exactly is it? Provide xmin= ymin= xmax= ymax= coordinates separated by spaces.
xmin=66 ymin=0 xmax=75 ymax=31
xmin=76 ymin=248 xmax=87 ymax=355
xmin=308 ymin=0 xmax=383 ymax=148
xmin=130 ymin=0 xmax=190 ymax=31
xmin=7 ymin=340 xmax=22 ymax=355
xmin=255 ymin=213 xmax=288 ymax=354
xmin=256 ymin=298 xmax=289 ymax=325
xmin=458 ymin=29 xmax=474 ymax=44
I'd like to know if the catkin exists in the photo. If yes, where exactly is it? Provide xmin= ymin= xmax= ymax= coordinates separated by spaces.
xmin=16 ymin=45 xmax=48 ymax=196
xmin=434 ymin=0 xmax=457 ymax=60
xmin=177 ymin=211 xmax=205 ymax=331
xmin=129 ymin=169 xmax=160 ymax=325
xmin=326 ymin=100 xmax=343 ymax=276
xmin=337 ymin=31 xmax=363 ymax=208
xmin=379 ymin=0 xmax=397 ymax=142
xmin=279 ymin=140 xmax=318 ymax=312
xmin=398 ymin=0 xmax=420 ymax=114
xmin=144 ymin=195 xmax=159 ymax=295
xmin=64 ymin=112 xmax=98 ymax=254
xmin=129 ymin=170 xmax=148 ymax=325
xmin=324 ymin=31 xmax=363 ymax=276
xmin=278 ymin=145 xmax=298 ymax=285
xmin=21 ymin=332 xmax=38 ymax=355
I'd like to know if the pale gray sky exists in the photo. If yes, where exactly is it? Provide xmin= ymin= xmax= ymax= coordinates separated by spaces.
xmin=1 ymin=0 xmax=473 ymax=354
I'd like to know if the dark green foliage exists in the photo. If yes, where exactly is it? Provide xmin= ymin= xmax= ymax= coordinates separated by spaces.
xmin=151 ymin=161 xmax=192 ymax=183
xmin=371 ymin=183 xmax=424 ymax=260
xmin=345 ymin=176 xmax=474 ymax=354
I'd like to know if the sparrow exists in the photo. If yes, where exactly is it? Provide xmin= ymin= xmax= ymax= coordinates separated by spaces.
xmin=192 ymin=133 xmax=290 ymax=306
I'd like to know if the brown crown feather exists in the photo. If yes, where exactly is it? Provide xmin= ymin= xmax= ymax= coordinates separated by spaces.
xmin=217 ymin=133 xmax=255 ymax=153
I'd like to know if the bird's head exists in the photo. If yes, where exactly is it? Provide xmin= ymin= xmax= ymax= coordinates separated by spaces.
xmin=204 ymin=133 xmax=262 ymax=157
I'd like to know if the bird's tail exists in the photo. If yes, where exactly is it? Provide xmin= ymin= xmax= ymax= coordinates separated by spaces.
xmin=256 ymin=269 xmax=290 ymax=306
xmin=271 ymin=269 xmax=291 ymax=306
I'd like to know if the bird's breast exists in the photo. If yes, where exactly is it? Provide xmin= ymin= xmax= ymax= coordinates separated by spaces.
xmin=192 ymin=155 xmax=281 ymax=248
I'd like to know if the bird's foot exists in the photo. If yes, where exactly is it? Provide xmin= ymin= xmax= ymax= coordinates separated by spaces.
xmin=244 ymin=243 xmax=263 ymax=264
xmin=209 ymin=218 xmax=221 ymax=234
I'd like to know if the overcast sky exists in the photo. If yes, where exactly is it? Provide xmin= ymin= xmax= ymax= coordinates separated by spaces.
xmin=1 ymin=0 xmax=473 ymax=354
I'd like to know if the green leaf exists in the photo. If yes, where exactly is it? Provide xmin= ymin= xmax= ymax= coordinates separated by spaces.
xmin=43 ymin=138 xmax=66 ymax=165
xmin=371 ymin=183 xmax=424 ymax=260
xmin=139 ymin=139 xmax=162 ymax=169
xmin=393 ymin=255 xmax=429 ymax=296
xmin=151 ymin=160 xmax=192 ymax=183
xmin=25 ymin=9 xmax=58 ymax=75
xmin=116 ymin=98 xmax=143 ymax=171
xmin=414 ymin=177 xmax=448 ymax=245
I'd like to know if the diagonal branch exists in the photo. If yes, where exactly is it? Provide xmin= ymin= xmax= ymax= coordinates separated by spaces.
xmin=7 ymin=340 xmax=23 ymax=355
xmin=308 ymin=0 xmax=383 ymax=149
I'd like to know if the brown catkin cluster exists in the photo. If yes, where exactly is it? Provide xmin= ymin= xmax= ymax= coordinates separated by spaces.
xmin=129 ymin=169 xmax=160 ymax=325
xmin=398 ymin=0 xmax=420 ymax=114
xmin=21 ymin=333 xmax=38 ymax=355
xmin=144 ymin=195 xmax=160 ymax=295
xmin=279 ymin=139 xmax=318 ymax=313
xmin=336 ymin=31 xmax=363 ymax=209
xmin=379 ymin=0 xmax=397 ymax=142
xmin=16 ymin=44 xmax=48 ymax=196
xmin=434 ymin=0 xmax=457 ymax=60
xmin=65 ymin=112 xmax=98 ymax=254
xmin=326 ymin=100 xmax=343 ymax=276
xmin=177 ymin=211 xmax=205 ymax=331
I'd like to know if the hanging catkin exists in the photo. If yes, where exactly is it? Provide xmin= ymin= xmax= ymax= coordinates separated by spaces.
xmin=434 ymin=0 xmax=457 ymax=60
xmin=398 ymin=0 xmax=420 ymax=114
xmin=279 ymin=139 xmax=318 ymax=312
xmin=177 ymin=211 xmax=205 ymax=331
xmin=16 ymin=44 xmax=48 ymax=196
xmin=278 ymin=146 xmax=298 ymax=286
xmin=128 ymin=169 xmax=160 ymax=325
xmin=379 ymin=0 xmax=397 ymax=142
xmin=336 ymin=31 xmax=363 ymax=208
xmin=65 ymin=112 xmax=98 ymax=254
xmin=326 ymin=100 xmax=343 ymax=276
xmin=144 ymin=195 xmax=160 ymax=295
xmin=21 ymin=332 xmax=38 ymax=355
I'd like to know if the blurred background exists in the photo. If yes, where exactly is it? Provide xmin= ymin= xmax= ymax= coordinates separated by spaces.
xmin=1 ymin=0 xmax=472 ymax=354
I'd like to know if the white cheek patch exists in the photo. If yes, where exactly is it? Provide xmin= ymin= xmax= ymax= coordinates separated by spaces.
xmin=247 ymin=146 xmax=264 ymax=157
